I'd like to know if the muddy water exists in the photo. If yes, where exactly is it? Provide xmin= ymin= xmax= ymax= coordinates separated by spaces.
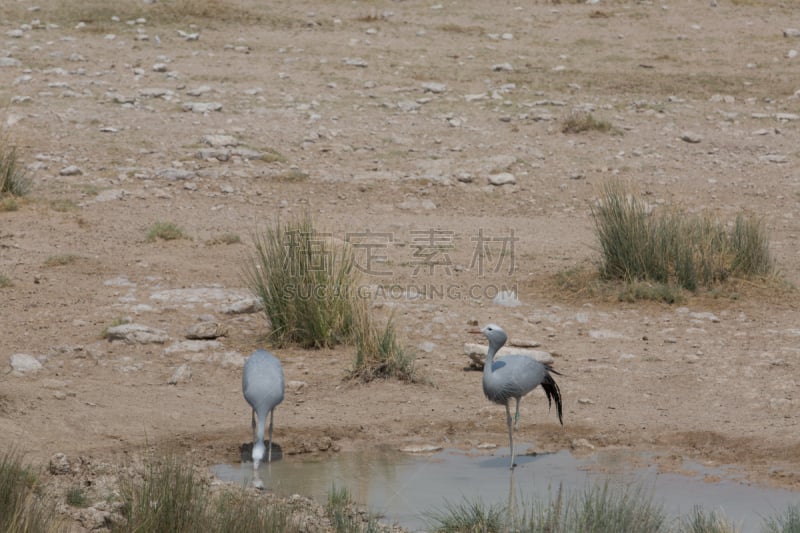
xmin=212 ymin=446 xmax=799 ymax=532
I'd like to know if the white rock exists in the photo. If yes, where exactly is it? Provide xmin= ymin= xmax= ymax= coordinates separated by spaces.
xmin=680 ymin=132 xmax=702 ymax=143
xmin=168 ymin=363 xmax=192 ymax=384
xmin=588 ymin=329 xmax=626 ymax=340
xmin=106 ymin=323 xmax=169 ymax=344
xmin=464 ymin=343 xmax=553 ymax=367
xmin=164 ymin=340 xmax=222 ymax=354
xmin=421 ymin=82 xmax=447 ymax=93
xmin=492 ymin=289 xmax=521 ymax=307
xmin=60 ymin=165 xmax=82 ymax=176
xmin=286 ymin=380 xmax=307 ymax=392
xmin=201 ymin=134 xmax=238 ymax=147
xmin=182 ymin=102 xmax=222 ymax=113
xmin=491 ymin=63 xmax=513 ymax=71
xmin=9 ymin=353 xmax=42 ymax=375
xmin=783 ymin=28 xmax=800 ymax=38
xmin=488 ymin=172 xmax=516 ymax=186
xmin=400 ymin=444 xmax=442 ymax=453
xmin=0 ymin=58 xmax=22 ymax=67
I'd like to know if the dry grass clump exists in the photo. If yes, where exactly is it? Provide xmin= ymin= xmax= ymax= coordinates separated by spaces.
xmin=561 ymin=111 xmax=614 ymax=134
xmin=146 ymin=222 xmax=187 ymax=242
xmin=0 ymin=142 xmax=30 ymax=198
xmin=246 ymin=214 xmax=417 ymax=381
xmin=592 ymin=180 xmax=774 ymax=293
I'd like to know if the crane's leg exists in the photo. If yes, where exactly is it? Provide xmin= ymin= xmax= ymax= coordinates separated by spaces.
xmin=505 ymin=403 xmax=515 ymax=470
xmin=513 ymin=397 xmax=521 ymax=431
xmin=251 ymin=409 xmax=257 ymax=446
xmin=267 ymin=408 xmax=275 ymax=463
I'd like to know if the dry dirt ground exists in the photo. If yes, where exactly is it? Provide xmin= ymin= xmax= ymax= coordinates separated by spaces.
xmin=2 ymin=0 xmax=800 ymax=527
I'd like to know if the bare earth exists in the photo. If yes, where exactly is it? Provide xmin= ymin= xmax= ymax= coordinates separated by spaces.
xmin=1 ymin=0 xmax=800 ymax=525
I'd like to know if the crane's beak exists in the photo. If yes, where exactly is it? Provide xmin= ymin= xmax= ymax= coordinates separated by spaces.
xmin=467 ymin=327 xmax=482 ymax=334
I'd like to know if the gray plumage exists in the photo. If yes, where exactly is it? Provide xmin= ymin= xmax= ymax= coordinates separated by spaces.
xmin=242 ymin=349 xmax=285 ymax=469
xmin=479 ymin=324 xmax=563 ymax=469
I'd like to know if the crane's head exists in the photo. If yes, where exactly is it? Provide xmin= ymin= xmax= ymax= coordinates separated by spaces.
xmin=468 ymin=323 xmax=508 ymax=349
xmin=252 ymin=440 xmax=266 ymax=470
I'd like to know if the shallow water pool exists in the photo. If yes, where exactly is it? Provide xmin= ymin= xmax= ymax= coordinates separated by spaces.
xmin=212 ymin=446 xmax=799 ymax=532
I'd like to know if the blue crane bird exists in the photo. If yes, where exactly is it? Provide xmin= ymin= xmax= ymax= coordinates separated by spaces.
xmin=474 ymin=323 xmax=563 ymax=469
xmin=242 ymin=349 xmax=285 ymax=469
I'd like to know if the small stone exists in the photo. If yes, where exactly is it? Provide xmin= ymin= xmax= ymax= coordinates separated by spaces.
xmin=182 ymin=102 xmax=222 ymax=113
xmin=168 ymin=363 xmax=192 ymax=384
xmin=186 ymin=321 xmax=227 ymax=339
xmin=509 ymin=338 xmax=540 ymax=348
xmin=418 ymin=341 xmax=436 ymax=353
xmin=60 ymin=165 xmax=82 ymax=176
xmin=759 ymin=154 xmax=789 ymax=164
xmin=201 ymin=134 xmax=238 ymax=147
xmin=783 ymin=28 xmax=800 ymax=38
xmin=578 ymin=398 xmax=594 ymax=405
xmin=0 ymin=58 xmax=22 ymax=67
xmin=464 ymin=343 xmax=553 ymax=368
xmin=152 ymin=62 xmax=168 ymax=72
xmin=421 ymin=82 xmax=447 ymax=93
xmin=491 ymin=63 xmax=513 ymax=72
xmin=493 ymin=290 xmax=521 ymax=307
xmin=286 ymin=380 xmax=307 ymax=392
xmin=49 ymin=453 xmax=71 ymax=475
xmin=342 ymin=57 xmax=368 ymax=67
xmin=400 ymin=444 xmax=443 ymax=454
xmin=9 ymin=353 xmax=42 ymax=375
xmin=106 ymin=323 xmax=169 ymax=344
xmin=680 ymin=132 xmax=702 ymax=143
xmin=571 ymin=438 xmax=595 ymax=451
xmin=488 ymin=172 xmax=516 ymax=186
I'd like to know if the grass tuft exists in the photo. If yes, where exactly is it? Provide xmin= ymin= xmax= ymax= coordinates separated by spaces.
xmin=562 ymin=111 xmax=614 ymax=134
xmin=205 ymin=233 xmax=242 ymax=246
xmin=115 ymin=455 xmax=207 ymax=532
xmin=44 ymin=254 xmax=80 ymax=267
xmin=65 ymin=486 xmax=89 ymax=508
xmin=592 ymin=180 xmax=774 ymax=292
xmin=246 ymin=215 xmax=418 ymax=381
xmin=0 ymin=142 xmax=30 ymax=197
xmin=762 ymin=504 xmax=800 ymax=533
xmin=146 ymin=222 xmax=187 ymax=242
xmin=245 ymin=215 xmax=357 ymax=349
xmin=426 ymin=497 xmax=507 ymax=532
xmin=0 ymin=274 xmax=12 ymax=288
xmin=325 ymin=485 xmax=384 ymax=533
xmin=0 ymin=449 xmax=62 ymax=533
xmin=679 ymin=506 xmax=738 ymax=533
xmin=349 ymin=307 xmax=417 ymax=383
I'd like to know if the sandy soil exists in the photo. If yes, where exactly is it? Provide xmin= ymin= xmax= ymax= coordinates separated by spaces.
xmin=1 ymin=0 xmax=800 ymax=526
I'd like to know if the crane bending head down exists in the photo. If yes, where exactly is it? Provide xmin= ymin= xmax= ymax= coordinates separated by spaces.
xmin=242 ymin=349 xmax=285 ymax=470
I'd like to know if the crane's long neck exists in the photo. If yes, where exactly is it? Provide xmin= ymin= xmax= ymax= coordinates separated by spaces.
xmin=483 ymin=338 xmax=503 ymax=376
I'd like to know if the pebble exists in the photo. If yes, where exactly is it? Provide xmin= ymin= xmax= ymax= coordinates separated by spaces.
xmin=182 ymin=102 xmax=223 ymax=113
xmin=286 ymin=380 xmax=307 ymax=392
xmin=491 ymin=63 xmax=513 ymax=71
xmin=400 ymin=444 xmax=443 ymax=454
xmin=463 ymin=343 xmax=554 ymax=367
xmin=201 ymin=134 xmax=238 ymax=147
xmin=759 ymin=154 xmax=789 ymax=163
xmin=8 ymin=353 xmax=42 ymax=375
xmin=571 ymin=438 xmax=595 ymax=451
xmin=783 ymin=28 xmax=800 ymax=38
xmin=168 ymin=363 xmax=192 ymax=384
xmin=60 ymin=165 xmax=82 ymax=176
xmin=488 ymin=172 xmax=516 ymax=186
xmin=680 ymin=131 xmax=702 ymax=143
xmin=186 ymin=321 xmax=227 ymax=339
xmin=421 ymin=82 xmax=447 ymax=93
xmin=106 ymin=323 xmax=169 ymax=344
xmin=49 ymin=453 xmax=71 ymax=475
xmin=342 ymin=57 xmax=368 ymax=67
xmin=493 ymin=289 xmax=521 ymax=307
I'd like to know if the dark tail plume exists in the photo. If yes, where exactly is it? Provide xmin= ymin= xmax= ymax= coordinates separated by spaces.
xmin=542 ymin=366 xmax=563 ymax=425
